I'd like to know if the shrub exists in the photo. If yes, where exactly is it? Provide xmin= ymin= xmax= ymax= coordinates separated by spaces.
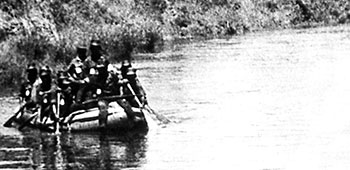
xmin=1 ymin=0 xmax=350 ymax=89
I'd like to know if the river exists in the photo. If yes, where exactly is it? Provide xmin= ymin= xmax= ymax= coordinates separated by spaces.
xmin=1 ymin=25 xmax=350 ymax=170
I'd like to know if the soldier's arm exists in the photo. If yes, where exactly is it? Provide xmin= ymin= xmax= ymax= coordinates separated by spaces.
xmin=136 ymin=78 xmax=146 ymax=96
xmin=19 ymin=83 xmax=26 ymax=98
xmin=135 ymin=78 xmax=148 ymax=104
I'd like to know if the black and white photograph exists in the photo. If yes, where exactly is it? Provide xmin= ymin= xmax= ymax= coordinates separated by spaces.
xmin=1 ymin=0 xmax=350 ymax=169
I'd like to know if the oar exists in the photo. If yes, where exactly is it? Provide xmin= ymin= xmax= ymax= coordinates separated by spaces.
xmin=126 ymin=83 xmax=144 ymax=107
xmin=126 ymin=83 xmax=156 ymax=128
xmin=3 ymin=104 xmax=26 ymax=127
xmin=126 ymin=83 xmax=170 ymax=124
xmin=18 ymin=112 xmax=38 ymax=130
xmin=55 ymin=92 xmax=61 ymax=134
xmin=144 ymin=104 xmax=171 ymax=124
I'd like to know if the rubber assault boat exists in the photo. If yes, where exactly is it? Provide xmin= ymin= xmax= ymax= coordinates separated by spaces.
xmin=4 ymin=94 xmax=152 ymax=133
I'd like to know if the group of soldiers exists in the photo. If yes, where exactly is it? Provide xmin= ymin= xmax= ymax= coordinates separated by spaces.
xmin=18 ymin=39 xmax=147 ymax=125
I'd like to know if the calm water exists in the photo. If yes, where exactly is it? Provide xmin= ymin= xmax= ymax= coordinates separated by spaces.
xmin=1 ymin=25 xmax=350 ymax=170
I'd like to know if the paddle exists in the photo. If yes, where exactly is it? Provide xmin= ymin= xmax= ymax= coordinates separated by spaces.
xmin=144 ymin=104 xmax=171 ymax=124
xmin=126 ymin=83 xmax=171 ymax=124
xmin=3 ymin=104 xmax=26 ymax=127
xmin=18 ymin=112 xmax=38 ymax=130
xmin=125 ymin=83 xmax=156 ymax=128
xmin=54 ymin=92 xmax=61 ymax=134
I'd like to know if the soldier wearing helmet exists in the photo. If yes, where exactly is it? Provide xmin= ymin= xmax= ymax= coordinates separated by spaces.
xmin=68 ymin=46 xmax=88 ymax=71
xmin=35 ymin=66 xmax=57 ymax=123
xmin=38 ymin=66 xmax=52 ymax=91
xmin=66 ymin=47 xmax=89 ymax=106
xmin=83 ymin=39 xmax=110 ymax=76
xmin=124 ymin=67 xmax=147 ymax=106
xmin=19 ymin=63 xmax=40 ymax=103
xmin=67 ymin=46 xmax=89 ymax=84
xmin=120 ymin=59 xmax=132 ymax=79
xmin=67 ymin=61 xmax=88 ymax=103
xmin=57 ymin=71 xmax=74 ymax=117
xmin=74 ymin=39 xmax=110 ymax=103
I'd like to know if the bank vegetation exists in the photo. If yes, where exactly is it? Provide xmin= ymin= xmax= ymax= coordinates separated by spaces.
xmin=0 ymin=0 xmax=350 ymax=87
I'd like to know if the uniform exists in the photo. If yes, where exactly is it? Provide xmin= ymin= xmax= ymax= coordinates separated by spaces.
xmin=123 ymin=68 xmax=147 ymax=107
xmin=19 ymin=63 xmax=40 ymax=103
xmin=35 ymin=66 xmax=57 ymax=123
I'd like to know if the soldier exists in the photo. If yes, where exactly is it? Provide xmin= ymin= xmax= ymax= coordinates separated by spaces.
xmin=125 ymin=67 xmax=147 ymax=106
xmin=19 ymin=63 xmax=40 ymax=103
xmin=6 ymin=63 xmax=40 ymax=127
xmin=56 ymin=71 xmax=73 ymax=118
xmin=112 ymin=67 xmax=146 ymax=122
xmin=74 ymin=61 xmax=106 ymax=104
xmin=75 ymin=39 xmax=110 ymax=103
xmin=36 ymin=66 xmax=57 ymax=124
xmin=65 ymin=46 xmax=90 ymax=104
xmin=83 ymin=39 xmax=114 ymax=128
xmin=105 ymin=65 xmax=123 ymax=96
xmin=67 ymin=62 xmax=88 ymax=102
xmin=84 ymin=39 xmax=109 ymax=76
xmin=37 ymin=66 xmax=53 ymax=94
xmin=68 ymin=46 xmax=88 ymax=72
xmin=120 ymin=59 xmax=132 ymax=79
xmin=95 ymin=59 xmax=109 ymax=87
xmin=68 ymin=62 xmax=86 ymax=84
xmin=67 ymin=46 xmax=89 ymax=95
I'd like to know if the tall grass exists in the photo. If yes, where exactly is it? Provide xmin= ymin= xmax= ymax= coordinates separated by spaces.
xmin=0 ymin=0 xmax=349 ymax=88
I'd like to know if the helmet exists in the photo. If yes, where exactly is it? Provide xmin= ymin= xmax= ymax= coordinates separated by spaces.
xmin=57 ymin=71 xmax=70 ymax=88
xmin=77 ymin=46 xmax=87 ymax=53
xmin=121 ymin=60 xmax=131 ymax=67
xmin=39 ymin=66 xmax=52 ymax=90
xmin=39 ymin=66 xmax=51 ymax=77
xmin=57 ymin=71 xmax=69 ymax=80
xmin=26 ymin=63 xmax=37 ymax=71
xmin=26 ymin=63 xmax=38 ymax=83
xmin=126 ymin=67 xmax=137 ymax=78
xmin=26 ymin=63 xmax=38 ymax=76
xmin=77 ymin=46 xmax=87 ymax=57
xmin=90 ymin=39 xmax=102 ymax=51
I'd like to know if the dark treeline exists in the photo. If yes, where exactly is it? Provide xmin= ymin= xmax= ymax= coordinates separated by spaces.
xmin=0 ymin=0 xmax=349 ymax=87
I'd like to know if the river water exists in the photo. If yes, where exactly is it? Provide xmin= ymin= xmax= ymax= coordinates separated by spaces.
xmin=1 ymin=25 xmax=350 ymax=170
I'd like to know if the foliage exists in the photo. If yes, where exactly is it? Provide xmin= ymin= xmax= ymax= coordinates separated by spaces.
xmin=0 ymin=0 xmax=350 ymax=88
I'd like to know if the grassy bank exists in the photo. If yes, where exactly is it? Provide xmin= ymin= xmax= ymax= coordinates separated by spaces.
xmin=0 ymin=0 xmax=349 ymax=88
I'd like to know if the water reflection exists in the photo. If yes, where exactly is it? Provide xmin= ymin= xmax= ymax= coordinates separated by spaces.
xmin=0 ymin=131 xmax=148 ymax=170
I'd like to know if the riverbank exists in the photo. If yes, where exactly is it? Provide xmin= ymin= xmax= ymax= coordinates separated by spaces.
xmin=1 ymin=0 xmax=350 ymax=88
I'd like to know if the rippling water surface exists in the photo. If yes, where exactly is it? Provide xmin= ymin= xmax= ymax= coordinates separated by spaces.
xmin=1 ymin=26 xmax=350 ymax=170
